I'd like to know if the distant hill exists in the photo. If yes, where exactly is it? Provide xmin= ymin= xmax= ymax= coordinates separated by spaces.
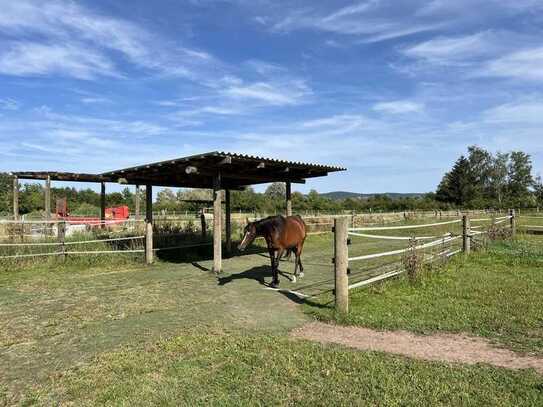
xmin=320 ymin=191 xmax=426 ymax=200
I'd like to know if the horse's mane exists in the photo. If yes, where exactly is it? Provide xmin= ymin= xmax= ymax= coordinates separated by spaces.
xmin=253 ymin=215 xmax=285 ymax=233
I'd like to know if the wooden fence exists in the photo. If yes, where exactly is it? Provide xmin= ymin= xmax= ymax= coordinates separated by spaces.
xmin=332 ymin=210 xmax=516 ymax=314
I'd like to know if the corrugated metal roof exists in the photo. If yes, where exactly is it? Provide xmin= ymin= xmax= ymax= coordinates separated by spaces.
xmin=101 ymin=151 xmax=346 ymax=175
xmin=13 ymin=151 xmax=345 ymax=188
xmin=216 ymin=152 xmax=346 ymax=171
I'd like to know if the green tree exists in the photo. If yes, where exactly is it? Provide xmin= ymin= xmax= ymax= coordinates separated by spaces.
xmin=264 ymin=182 xmax=286 ymax=200
xmin=0 ymin=173 xmax=11 ymax=214
xmin=156 ymin=188 xmax=178 ymax=211
xmin=467 ymin=145 xmax=493 ymax=203
xmin=507 ymin=151 xmax=534 ymax=207
xmin=488 ymin=152 xmax=509 ymax=207
xmin=436 ymin=156 xmax=475 ymax=206
xmin=534 ymin=175 xmax=543 ymax=207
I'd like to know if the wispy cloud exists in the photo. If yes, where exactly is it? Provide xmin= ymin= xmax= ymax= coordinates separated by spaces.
xmin=402 ymin=32 xmax=498 ymax=65
xmin=80 ymin=96 xmax=112 ymax=104
xmin=482 ymin=100 xmax=543 ymax=124
xmin=0 ymin=0 xmax=219 ymax=80
xmin=0 ymin=42 xmax=120 ymax=79
xmin=0 ymin=97 xmax=20 ymax=110
xmin=373 ymin=100 xmax=424 ymax=114
xmin=481 ymin=47 xmax=543 ymax=81
xmin=400 ymin=30 xmax=543 ymax=84
xmin=223 ymin=81 xmax=311 ymax=106
xmin=417 ymin=0 xmax=542 ymax=17
xmin=273 ymin=1 xmax=445 ymax=42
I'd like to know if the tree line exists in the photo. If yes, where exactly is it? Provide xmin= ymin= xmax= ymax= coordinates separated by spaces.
xmin=436 ymin=146 xmax=542 ymax=208
xmin=0 ymin=145 xmax=541 ymax=217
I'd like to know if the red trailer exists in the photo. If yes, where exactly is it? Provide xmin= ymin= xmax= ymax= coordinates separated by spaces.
xmin=55 ymin=199 xmax=130 ymax=225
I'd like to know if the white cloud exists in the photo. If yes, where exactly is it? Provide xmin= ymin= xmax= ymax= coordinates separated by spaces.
xmin=224 ymin=81 xmax=311 ymax=106
xmin=402 ymin=32 xmax=497 ymax=65
xmin=273 ymin=1 xmax=444 ymax=42
xmin=0 ymin=98 xmax=20 ymax=110
xmin=417 ymin=0 xmax=542 ymax=17
xmin=373 ymin=100 xmax=424 ymax=114
xmin=481 ymin=47 xmax=543 ymax=81
xmin=81 ymin=97 xmax=112 ymax=104
xmin=0 ymin=0 xmax=219 ymax=80
xmin=483 ymin=100 xmax=543 ymax=124
xmin=0 ymin=42 xmax=120 ymax=79
xmin=154 ymin=100 xmax=180 ymax=107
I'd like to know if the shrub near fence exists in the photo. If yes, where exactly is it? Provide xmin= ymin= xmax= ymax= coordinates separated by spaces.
xmin=0 ymin=217 xmax=223 ymax=271
xmin=0 ymin=219 xmax=146 ymax=271
xmin=332 ymin=211 xmax=516 ymax=314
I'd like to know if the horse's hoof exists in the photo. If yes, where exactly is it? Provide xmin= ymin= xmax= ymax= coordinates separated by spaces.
xmin=291 ymin=276 xmax=297 ymax=283
xmin=270 ymin=281 xmax=279 ymax=289
xmin=299 ymin=272 xmax=304 ymax=278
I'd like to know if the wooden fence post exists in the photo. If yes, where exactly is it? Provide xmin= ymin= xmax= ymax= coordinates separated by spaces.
xmin=134 ymin=184 xmax=141 ymax=222
xmin=100 ymin=182 xmax=106 ymax=229
xmin=58 ymin=221 xmax=66 ymax=262
xmin=213 ymin=174 xmax=222 ymax=274
xmin=145 ymin=185 xmax=153 ymax=265
xmin=285 ymin=181 xmax=292 ymax=217
xmin=510 ymin=209 xmax=516 ymax=237
xmin=13 ymin=176 xmax=19 ymax=220
xmin=462 ymin=214 xmax=470 ymax=254
xmin=225 ymin=189 xmax=232 ymax=256
xmin=44 ymin=175 xmax=51 ymax=220
xmin=334 ymin=217 xmax=349 ymax=314
xmin=200 ymin=209 xmax=207 ymax=240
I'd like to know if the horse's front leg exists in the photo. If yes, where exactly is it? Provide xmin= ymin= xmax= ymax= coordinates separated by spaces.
xmin=268 ymin=247 xmax=279 ymax=288
xmin=273 ymin=248 xmax=285 ymax=288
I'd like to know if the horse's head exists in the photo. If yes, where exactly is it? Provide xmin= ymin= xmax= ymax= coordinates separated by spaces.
xmin=238 ymin=222 xmax=257 ymax=251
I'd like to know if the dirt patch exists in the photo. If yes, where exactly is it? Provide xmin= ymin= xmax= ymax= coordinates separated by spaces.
xmin=292 ymin=322 xmax=543 ymax=374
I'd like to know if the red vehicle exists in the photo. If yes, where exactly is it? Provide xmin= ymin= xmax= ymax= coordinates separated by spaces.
xmin=56 ymin=198 xmax=130 ymax=225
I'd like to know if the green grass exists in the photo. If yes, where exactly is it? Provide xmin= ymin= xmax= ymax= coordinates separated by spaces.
xmin=14 ymin=333 xmax=543 ymax=406
xmin=306 ymin=235 xmax=543 ymax=355
xmin=2 ymin=228 xmax=543 ymax=405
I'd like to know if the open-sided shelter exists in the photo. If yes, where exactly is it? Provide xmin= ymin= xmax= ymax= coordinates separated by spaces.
xmin=12 ymin=151 xmax=345 ymax=272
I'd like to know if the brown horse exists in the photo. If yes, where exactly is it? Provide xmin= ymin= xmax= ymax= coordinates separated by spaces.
xmin=238 ymin=215 xmax=306 ymax=288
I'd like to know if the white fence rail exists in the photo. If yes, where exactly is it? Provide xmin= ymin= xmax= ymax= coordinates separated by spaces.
xmin=332 ymin=210 xmax=517 ymax=314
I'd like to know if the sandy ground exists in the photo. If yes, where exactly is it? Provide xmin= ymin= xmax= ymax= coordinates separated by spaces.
xmin=292 ymin=321 xmax=543 ymax=373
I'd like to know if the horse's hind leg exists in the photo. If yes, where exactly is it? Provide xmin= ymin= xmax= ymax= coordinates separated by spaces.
xmin=296 ymin=244 xmax=304 ymax=278
xmin=292 ymin=253 xmax=299 ymax=283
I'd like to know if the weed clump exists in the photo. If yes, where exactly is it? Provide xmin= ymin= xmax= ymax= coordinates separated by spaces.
xmin=402 ymin=238 xmax=423 ymax=282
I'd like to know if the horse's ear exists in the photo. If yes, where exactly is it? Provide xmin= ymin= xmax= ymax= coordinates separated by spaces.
xmin=246 ymin=217 xmax=250 ymax=225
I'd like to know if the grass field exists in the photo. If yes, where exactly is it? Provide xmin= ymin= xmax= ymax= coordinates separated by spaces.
xmin=306 ymin=235 xmax=543 ymax=355
xmin=2 ymin=216 xmax=543 ymax=405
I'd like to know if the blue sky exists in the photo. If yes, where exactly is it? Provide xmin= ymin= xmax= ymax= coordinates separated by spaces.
xmin=0 ymin=0 xmax=542 ymax=194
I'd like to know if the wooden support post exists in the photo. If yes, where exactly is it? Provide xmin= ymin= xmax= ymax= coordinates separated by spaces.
xmin=225 ymin=189 xmax=232 ymax=256
xmin=510 ymin=209 xmax=516 ymax=237
xmin=12 ymin=176 xmax=19 ymax=220
xmin=462 ymin=214 xmax=470 ymax=255
xmin=213 ymin=174 xmax=222 ymax=273
xmin=145 ymin=185 xmax=154 ymax=265
xmin=334 ymin=217 xmax=349 ymax=314
xmin=200 ymin=209 xmax=207 ymax=240
xmin=100 ymin=182 xmax=106 ymax=228
xmin=58 ymin=221 xmax=66 ymax=262
xmin=44 ymin=175 xmax=51 ymax=221
xmin=134 ymin=184 xmax=141 ymax=222
xmin=285 ymin=181 xmax=292 ymax=217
